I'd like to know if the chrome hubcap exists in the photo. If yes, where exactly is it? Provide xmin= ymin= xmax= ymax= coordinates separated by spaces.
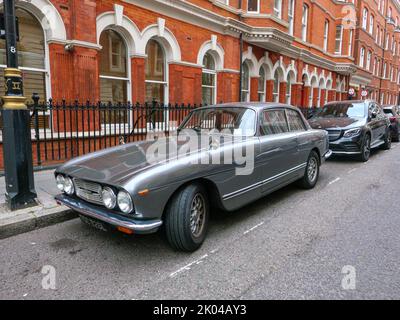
xmin=190 ymin=193 xmax=206 ymax=237
xmin=308 ymin=157 xmax=318 ymax=182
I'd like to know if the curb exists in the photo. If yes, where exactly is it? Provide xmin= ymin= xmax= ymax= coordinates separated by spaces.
xmin=0 ymin=205 xmax=78 ymax=239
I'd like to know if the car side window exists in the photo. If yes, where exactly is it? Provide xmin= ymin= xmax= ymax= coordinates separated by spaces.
xmin=286 ymin=109 xmax=306 ymax=132
xmin=369 ymin=103 xmax=378 ymax=117
xmin=261 ymin=110 xmax=289 ymax=135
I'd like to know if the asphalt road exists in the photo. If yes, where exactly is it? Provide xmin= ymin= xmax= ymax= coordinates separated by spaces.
xmin=1 ymin=144 xmax=400 ymax=300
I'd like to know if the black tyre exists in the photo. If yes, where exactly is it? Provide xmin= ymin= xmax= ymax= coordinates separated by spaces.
xmin=165 ymin=183 xmax=209 ymax=252
xmin=394 ymin=131 xmax=400 ymax=143
xmin=359 ymin=134 xmax=371 ymax=162
xmin=382 ymin=130 xmax=392 ymax=150
xmin=298 ymin=151 xmax=320 ymax=189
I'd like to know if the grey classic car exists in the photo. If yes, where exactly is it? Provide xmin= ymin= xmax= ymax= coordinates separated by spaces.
xmin=55 ymin=103 xmax=331 ymax=252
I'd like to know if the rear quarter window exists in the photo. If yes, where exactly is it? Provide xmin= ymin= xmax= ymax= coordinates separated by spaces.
xmin=286 ymin=109 xmax=306 ymax=132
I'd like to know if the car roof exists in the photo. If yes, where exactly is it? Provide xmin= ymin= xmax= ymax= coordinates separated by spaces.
xmin=199 ymin=102 xmax=298 ymax=112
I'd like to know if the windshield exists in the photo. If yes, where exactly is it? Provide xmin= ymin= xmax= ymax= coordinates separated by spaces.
xmin=316 ymin=102 xmax=366 ymax=118
xmin=179 ymin=107 xmax=256 ymax=136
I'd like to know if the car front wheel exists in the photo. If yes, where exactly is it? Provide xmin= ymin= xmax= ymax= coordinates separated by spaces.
xmin=298 ymin=151 xmax=320 ymax=189
xmin=382 ymin=130 xmax=392 ymax=150
xmin=165 ymin=183 xmax=209 ymax=252
xmin=359 ymin=134 xmax=371 ymax=162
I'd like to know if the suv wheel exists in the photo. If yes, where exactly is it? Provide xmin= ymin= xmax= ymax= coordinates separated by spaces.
xmin=165 ymin=183 xmax=209 ymax=252
xmin=394 ymin=131 xmax=400 ymax=143
xmin=298 ymin=151 xmax=320 ymax=189
xmin=359 ymin=134 xmax=371 ymax=162
xmin=382 ymin=130 xmax=392 ymax=150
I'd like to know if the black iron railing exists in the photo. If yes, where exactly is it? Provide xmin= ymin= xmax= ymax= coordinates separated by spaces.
xmin=0 ymin=95 xmax=199 ymax=168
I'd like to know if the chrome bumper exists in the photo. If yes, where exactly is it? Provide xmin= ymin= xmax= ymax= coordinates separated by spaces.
xmin=324 ymin=150 xmax=333 ymax=160
xmin=55 ymin=194 xmax=162 ymax=234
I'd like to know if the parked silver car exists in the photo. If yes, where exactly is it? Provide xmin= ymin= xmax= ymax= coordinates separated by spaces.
xmin=55 ymin=103 xmax=331 ymax=252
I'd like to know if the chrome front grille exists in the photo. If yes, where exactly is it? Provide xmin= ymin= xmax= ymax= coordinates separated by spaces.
xmin=326 ymin=129 xmax=342 ymax=142
xmin=73 ymin=178 xmax=103 ymax=205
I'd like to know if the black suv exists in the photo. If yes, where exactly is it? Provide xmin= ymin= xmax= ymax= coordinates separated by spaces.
xmin=308 ymin=100 xmax=391 ymax=162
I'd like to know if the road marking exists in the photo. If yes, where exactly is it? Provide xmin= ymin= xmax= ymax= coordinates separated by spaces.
xmin=243 ymin=221 xmax=265 ymax=235
xmin=169 ymin=254 xmax=209 ymax=278
xmin=347 ymin=168 xmax=357 ymax=174
xmin=328 ymin=177 xmax=341 ymax=185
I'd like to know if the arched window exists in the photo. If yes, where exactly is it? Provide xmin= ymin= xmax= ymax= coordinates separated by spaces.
xmin=0 ymin=8 xmax=47 ymax=101
xmin=273 ymin=70 xmax=280 ymax=103
xmin=367 ymin=51 xmax=372 ymax=71
xmin=359 ymin=47 xmax=365 ymax=68
xmin=362 ymin=8 xmax=368 ymax=30
xmin=286 ymin=73 xmax=292 ymax=104
xmin=323 ymin=20 xmax=329 ymax=51
xmin=241 ymin=62 xmax=250 ymax=102
xmin=99 ymin=29 xmax=129 ymax=103
xmin=258 ymin=67 xmax=266 ymax=102
xmin=288 ymin=0 xmax=295 ymax=35
xmin=145 ymin=39 xmax=167 ymax=103
xmin=202 ymin=52 xmax=216 ymax=105
xmin=302 ymin=5 xmax=309 ymax=42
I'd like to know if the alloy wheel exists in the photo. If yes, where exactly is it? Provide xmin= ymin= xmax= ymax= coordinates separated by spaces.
xmin=364 ymin=137 xmax=371 ymax=159
xmin=190 ymin=193 xmax=206 ymax=238
xmin=307 ymin=157 xmax=318 ymax=183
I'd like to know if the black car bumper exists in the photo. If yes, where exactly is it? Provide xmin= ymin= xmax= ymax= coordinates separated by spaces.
xmin=55 ymin=194 xmax=163 ymax=234
xmin=329 ymin=136 xmax=363 ymax=155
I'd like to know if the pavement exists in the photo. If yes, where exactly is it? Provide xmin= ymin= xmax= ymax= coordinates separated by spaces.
xmin=0 ymin=169 xmax=76 ymax=239
xmin=1 ymin=144 xmax=400 ymax=299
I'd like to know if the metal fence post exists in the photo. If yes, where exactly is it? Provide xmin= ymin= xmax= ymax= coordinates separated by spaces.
xmin=32 ymin=93 xmax=41 ymax=167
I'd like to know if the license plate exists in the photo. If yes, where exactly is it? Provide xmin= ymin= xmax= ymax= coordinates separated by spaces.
xmin=80 ymin=215 xmax=108 ymax=232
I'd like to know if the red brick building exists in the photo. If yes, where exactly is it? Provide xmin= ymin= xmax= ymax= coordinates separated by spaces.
xmin=352 ymin=0 xmax=400 ymax=104
xmin=0 ymin=0 xmax=398 ymax=107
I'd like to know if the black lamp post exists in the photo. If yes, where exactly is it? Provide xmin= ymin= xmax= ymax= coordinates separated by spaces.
xmin=1 ymin=0 xmax=36 ymax=210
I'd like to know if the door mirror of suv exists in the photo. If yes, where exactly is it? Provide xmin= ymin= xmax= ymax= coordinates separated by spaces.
xmin=371 ymin=111 xmax=377 ymax=119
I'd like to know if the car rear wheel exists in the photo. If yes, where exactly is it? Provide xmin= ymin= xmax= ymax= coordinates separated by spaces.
xmin=382 ymin=130 xmax=392 ymax=150
xmin=394 ymin=131 xmax=400 ymax=143
xmin=297 ymin=151 xmax=320 ymax=189
xmin=165 ymin=183 xmax=209 ymax=252
xmin=359 ymin=134 xmax=371 ymax=162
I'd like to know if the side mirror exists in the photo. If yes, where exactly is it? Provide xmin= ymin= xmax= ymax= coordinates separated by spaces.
xmin=371 ymin=111 xmax=377 ymax=119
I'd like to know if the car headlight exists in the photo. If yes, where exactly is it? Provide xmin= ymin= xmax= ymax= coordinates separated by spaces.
xmin=117 ymin=191 xmax=134 ymax=214
xmin=102 ymin=187 xmax=116 ymax=209
xmin=56 ymin=175 xmax=65 ymax=192
xmin=64 ymin=177 xmax=75 ymax=195
xmin=343 ymin=128 xmax=362 ymax=138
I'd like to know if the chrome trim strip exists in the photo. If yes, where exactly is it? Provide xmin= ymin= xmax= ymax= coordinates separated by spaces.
xmin=332 ymin=151 xmax=361 ymax=155
xmin=56 ymin=195 xmax=162 ymax=232
xmin=222 ymin=163 xmax=307 ymax=201
xmin=324 ymin=150 xmax=333 ymax=159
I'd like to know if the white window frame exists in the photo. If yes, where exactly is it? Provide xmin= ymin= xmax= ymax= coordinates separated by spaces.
xmin=247 ymin=0 xmax=260 ymax=13
xmin=335 ymin=25 xmax=343 ymax=54
xmin=273 ymin=0 xmax=282 ymax=19
xmin=302 ymin=5 xmax=309 ymax=42
xmin=258 ymin=68 xmax=266 ymax=102
xmin=383 ymin=62 xmax=387 ymax=78
xmin=367 ymin=51 xmax=371 ymax=71
xmin=288 ymin=0 xmax=295 ymax=35
xmin=369 ymin=15 xmax=374 ymax=35
xmin=359 ymin=47 xmax=364 ymax=67
xmin=241 ymin=63 xmax=250 ymax=102
xmin=99 ymin=30 xmax=132 ymax=105
xmin=362 ymin=8 xmax=368 ymax=30
xmin=323 ymin=20 xmax=329 ymax=51
xmin=348 ymin=29 xmax=353 ymax=56
xmin=202 ymin=68 xmax=217 ymax=105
